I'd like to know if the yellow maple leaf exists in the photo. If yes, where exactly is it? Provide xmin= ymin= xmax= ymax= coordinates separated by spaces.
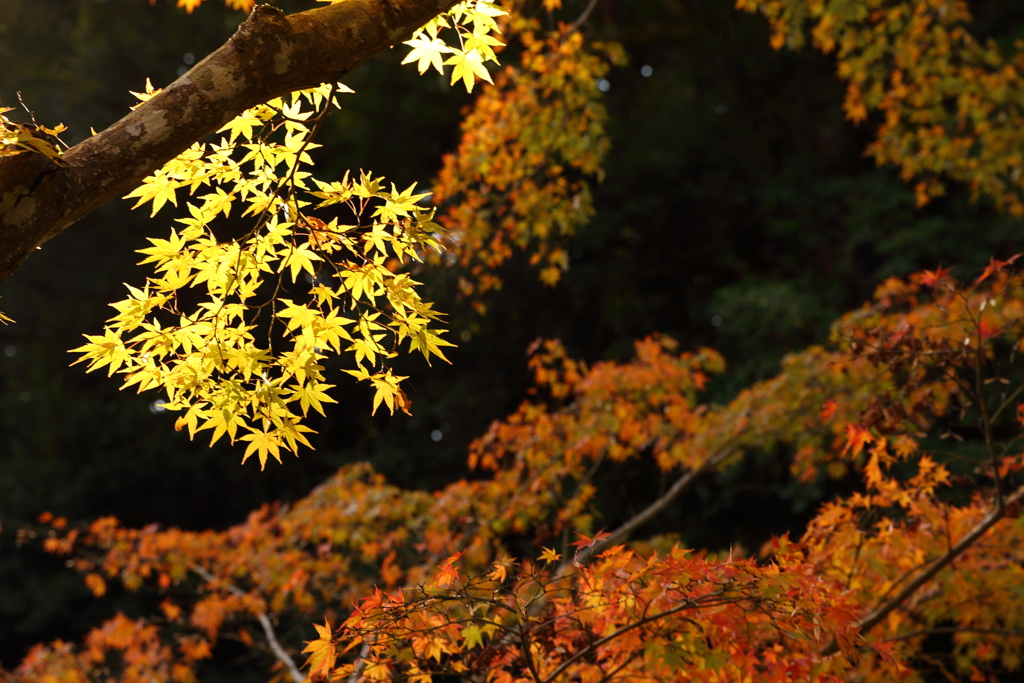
xmin=302 ymin=619 xmax=336 ymax=680
xmin=239 ymin=429 xmax=283 ymax=469
xmin=402 ymin=35 xmax=452 ymax=75
xmin=538 ymin=547 xmax=561 ymax=564
xmin=444 ymin=49 xmax=493 ymax=93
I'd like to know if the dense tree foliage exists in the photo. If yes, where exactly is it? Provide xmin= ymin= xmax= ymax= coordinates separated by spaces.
xmin=2 ymin=0 xmax=1024 ymax=681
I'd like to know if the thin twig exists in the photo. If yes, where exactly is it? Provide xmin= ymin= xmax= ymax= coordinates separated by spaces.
xmin=989 ymin=383 xmax=1024 ymax=424
xmin=192 ymin=566 xmax=305 ymax=683
xmin=974 ymin=331 xmax=1005 ymax=509
xmin=568 ymin=0 xmax=599 ymax=35
xmin=574 ymin=443 xmax=738 ymax=565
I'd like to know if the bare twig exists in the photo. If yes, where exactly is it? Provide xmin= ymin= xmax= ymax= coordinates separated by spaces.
xmin=568 ymin=0 xmax=599 ymax=34
xmin=574 ymin=443 xmax=738 ymax=565
xmin=974 ymin=336 xmax=1005 ymax=509
xmin=989 ymin=383 xmax=1024 ymax=424
xmin=192 ymin=565 xmax=305 ymax=683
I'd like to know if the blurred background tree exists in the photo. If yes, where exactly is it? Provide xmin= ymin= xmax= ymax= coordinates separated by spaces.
xmin=1 ymin=0 xmax=1022 ymax=677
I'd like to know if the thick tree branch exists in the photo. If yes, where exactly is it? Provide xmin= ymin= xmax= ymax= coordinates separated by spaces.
xmin=0 ymin=0 xmax=458 ymax=284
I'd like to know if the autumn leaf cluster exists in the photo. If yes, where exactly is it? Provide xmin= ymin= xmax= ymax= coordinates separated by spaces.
xmin=10 ymin=260 xmax=1024 ymax=682
xmin=10 ymin=1 xmax=1024 ymax=682
xmin=736 ymin=0 xmax=1024 ymax=212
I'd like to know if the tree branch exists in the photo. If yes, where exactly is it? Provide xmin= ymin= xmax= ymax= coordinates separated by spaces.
xmin=192 ymin=565 xmax=304 ymax=683
xmin=538 ymin=596 xmax=715 ymax=683
xmin=0 ymin=0 xmax=459 ymax=284
xmin=568 ymin=0 xmax=599 ymax=34
xmin=346 ymin=632 xmax=377 ymax=683
xmin=883 ymin=626 xmax=1024 ymax=645
xmin=573 ymin=443 xmax=737 ymax=565
xmin=820 ymin=484 xmax=1024 ymax=657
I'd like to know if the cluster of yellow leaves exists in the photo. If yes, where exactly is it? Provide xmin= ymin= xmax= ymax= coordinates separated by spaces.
xmin=71 ymin=84 xmax=454 ymax=468
xmin=0 ymin=104 xmax=65 ymax=164
xmin=69 ymin=1 xmax=533 ymax=468
xmin=400 ymin=1 xmax=509 ymax=92
xmin=432 ymin=16 xmax=623 ymax=302
xmin=735 ymin=0 xmax=1024 ymax=213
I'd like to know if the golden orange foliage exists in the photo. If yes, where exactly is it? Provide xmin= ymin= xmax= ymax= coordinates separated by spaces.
xmin=10 ymin=262 xmax=1024 ymax=682
xmin=736 ymin=0 xmax=1024 ymax=213
xmin=432 ymin=16 xmax=622 ymax=303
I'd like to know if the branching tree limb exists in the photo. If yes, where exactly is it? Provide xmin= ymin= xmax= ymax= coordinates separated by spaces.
xmin=0 ymin=0 xmax=458 ymax=284
xmin=820 ymin=483 xmax=1024 ymax=656
xmin=192 ymin=565 xmax=305 ymax=683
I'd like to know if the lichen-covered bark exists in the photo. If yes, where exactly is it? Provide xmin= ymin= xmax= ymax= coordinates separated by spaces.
xmin=0 ymin=0 xmax=458 ymax=283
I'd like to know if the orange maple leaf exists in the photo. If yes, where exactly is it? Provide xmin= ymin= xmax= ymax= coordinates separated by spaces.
xmin=974 ymin=254 xmax=1022 ymax=286
xmin=569 ymin=529 xmax=612 ymax=550
xmin=435 ymin=551 xmax=464 ymax=589
xmin=914 ymin=265 xmax=953 ymax=287
xmin=84 ymin=573 xmax=107 ymax=598
xmin=841 ymin=422 xmax=875 ymax=457
xmin=302 ymin=619 xmax=337 ymax=680
xmin=820 ymin=398 xmax=838 ymax=422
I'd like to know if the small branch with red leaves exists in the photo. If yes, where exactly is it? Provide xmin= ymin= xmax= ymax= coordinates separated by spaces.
xmin=537 ymin=596 xmax=715 ymax=683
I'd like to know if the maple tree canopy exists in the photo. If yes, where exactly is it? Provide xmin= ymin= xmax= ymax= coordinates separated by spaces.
xmin=4 ymin=0 xmax=1024 ymax=682
xmin=0 ymin=0 xmax=461 ymax=283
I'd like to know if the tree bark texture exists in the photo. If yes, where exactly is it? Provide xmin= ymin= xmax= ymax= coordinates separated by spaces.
xmin=0 ymin=0 xmax=458 ymax=283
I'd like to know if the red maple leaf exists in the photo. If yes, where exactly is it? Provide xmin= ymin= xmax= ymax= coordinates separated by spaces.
xmin=569 ymin=529 xmax=612 ymax=550
xmin=820 ymin=398 xmax=838 ymax=422
xmin=915 ymin=264 xmax=953 ymax=287
xmin=978 ymin=320 xmax=1001 ymax=342
xmin=974 ymin=254 xmax=1022 ymax=286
